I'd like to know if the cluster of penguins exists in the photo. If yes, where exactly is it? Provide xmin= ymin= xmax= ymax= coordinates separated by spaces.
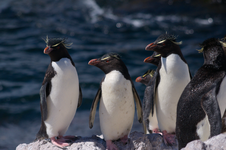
xmin=35 ymin=33 xmax=226 ymax=150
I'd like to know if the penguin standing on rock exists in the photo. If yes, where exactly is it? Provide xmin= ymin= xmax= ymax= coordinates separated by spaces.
xmin=135 ymin=70 xmax=159 ymax=134
xmin=176 ymin=38 xmax=226 ymax=149
xmin=145 ymin=33 xmax=191 ymax=145
xmin=36 ymin=37 xmax=82 ymax=148
xmin=135 ymin=52 xmax=161 ymax=135
xmin=88 ymin=53 xmax=143 ymax=150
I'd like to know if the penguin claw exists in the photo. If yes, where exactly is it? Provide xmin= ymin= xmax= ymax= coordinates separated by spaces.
xmin=106 ymin=140 xmax=118 ymax=150
xmin=50 ymin=135 xmax=77 ymax=148
xmin=51 ymin=137 xmax=71 ymax=148
xmin=152 ymin=128 xmax=162 ymax=135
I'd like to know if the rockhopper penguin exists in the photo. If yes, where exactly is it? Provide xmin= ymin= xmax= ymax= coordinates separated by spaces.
xmin=36 ymin=37 xmax=82 ymax=148
xmin=145 ymin=33 xmax=191 ymax=145
xmin=135 ymin=70 xmax=159 ymax=134
xmin=143 ymin=51 xmax=161 ymax=67
xmin=135 ymin=69 xmax=155 ymax=86
xmin=176 ymin=38 xmax=226 ymax=149
xmin=88 ymin=53 xmax=143 ymax=150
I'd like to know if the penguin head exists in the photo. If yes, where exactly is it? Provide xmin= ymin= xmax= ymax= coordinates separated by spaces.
xmin=145 ymin=33 xmax=182 ymax=57
xmin=88 ymin=53 xmax=130 ymax=76
xmin=220 ymin=36 xmax=226 ymax=55
xmin=43 ymin=37 xmax=72 ymax=61
xmin=200 ymin=38 xmax=226 ymax=67
xmin=135 ymin=70 xmax=154 ymax=85
xmin=143 ymin=51 xmax=161 ymax=66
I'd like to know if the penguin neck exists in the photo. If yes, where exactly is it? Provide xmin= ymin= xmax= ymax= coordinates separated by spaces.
xmin=160 ymin=54 xmax=188 ymax=75
xmin=204 ymin=55 xmax=226 ymax=70
xmin=101 ymin=62 xmax=131 ymax=80
xmin=51 ymin=55 xmax=75 ymax=67
xmin=160 ymin=45 xmax=187 ymax=64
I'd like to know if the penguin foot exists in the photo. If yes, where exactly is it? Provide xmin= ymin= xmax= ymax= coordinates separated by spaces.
xmin=106 ymin=140 xmax=118 ymax=150
xmin=51 ymin=137 xmax=70 ymax=148
xmin=50 ymin=136 xmax=72 ymax=148
xmin=162 ymin=130 xmax=176 ymax=145
xmin=153 ymin=128 xmax=162 ymax=135
xmin=120 ymin=135 xmax=128 ymax=144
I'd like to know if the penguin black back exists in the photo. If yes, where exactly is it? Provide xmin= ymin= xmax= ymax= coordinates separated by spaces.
xmin=201 ymin=38 xmax=226 ymax=69
xmin=176 ymin=38 xmax=225 ymax=149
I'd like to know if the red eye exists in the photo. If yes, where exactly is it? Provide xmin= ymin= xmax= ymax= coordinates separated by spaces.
xmin=106 ymin=60 xmax=109 ymax=63
xmin=57 ymin=46 xmax=60 ymax=49
xmin=162 ymin=43 xmax=165 ymax=46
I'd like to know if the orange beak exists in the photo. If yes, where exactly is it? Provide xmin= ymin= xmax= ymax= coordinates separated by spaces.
xmin=44 ymin=46 xmax=53 ymax=54
xmin=144 ymin=56 xmax=154 ymax=63
xmin=135 ymin=76 xmax=143 ymax=83
xmin=88 ymin=59 xmax=100 ymax=66
xmin=145 ymin=43 xmax=156 ymax=51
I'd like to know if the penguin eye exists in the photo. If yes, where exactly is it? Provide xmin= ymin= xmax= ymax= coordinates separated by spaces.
xmin=105 ymin=60 xmax=110 ymax=63
xmin=57 ymin=46 xmax=60 ymax=49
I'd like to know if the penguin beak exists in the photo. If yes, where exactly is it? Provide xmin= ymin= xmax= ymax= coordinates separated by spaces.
xmin=144 ymin=56 xmax=154 ymax=63
xmin=135 ymin=76 xmax=143 ymax=83
xmin=145 ymin=43 xmax=156 ymax=51
xmin=44 ymin=46 xmax=53 ymax=54
xmin=88 ymin=59 xmax=100 ymax=66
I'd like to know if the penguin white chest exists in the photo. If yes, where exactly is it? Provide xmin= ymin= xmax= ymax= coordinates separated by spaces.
xmin=99 ymin=70 xmax=135 ymax=140
xmin=217 ymin=76 xmax=226 ymax=117
xmin=44 ymin=58 xmax=79 ymax=138
xmin=196 ymin=115 xmax=210 ymax=141
xmin=157 ymin=54 xmax=190 ymax=132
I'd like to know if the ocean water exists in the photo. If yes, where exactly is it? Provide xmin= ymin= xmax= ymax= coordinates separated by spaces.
xmin=0 ymin=0 xmax=226 ymax=149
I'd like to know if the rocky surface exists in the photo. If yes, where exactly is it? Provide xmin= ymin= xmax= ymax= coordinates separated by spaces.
xmin=16 ymin=132 xmax=226 ymax=150
xmin=182 ymin=133 xmax=226 ymax=150
xmin=16 ymin=131 xmax=177 ymax=150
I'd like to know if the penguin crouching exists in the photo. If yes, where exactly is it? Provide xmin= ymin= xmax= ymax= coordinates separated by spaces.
xmin=36 ymin=37 xmax=82 ymax=148
xmin=176 ymin=38 xmax=225 ymax=149
xmin=88 ymin=53 xmax=143 ymax=150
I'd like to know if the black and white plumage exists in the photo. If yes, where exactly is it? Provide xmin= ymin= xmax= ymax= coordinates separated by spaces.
xmin=88 ymin=53 xmax=143 ymax=150
xmin=176 ymin=38 xmax=226 ymax=149
xmin=36 ymin=37 xmax=82 ymax=148
xmin=136 ymin=70 xmax=159 ymax=134
xmin=145 ymin=33 xmax=191 ymax=145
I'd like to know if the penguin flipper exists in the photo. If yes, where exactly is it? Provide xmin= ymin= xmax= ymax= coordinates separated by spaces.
xmin=40 ymin=82 xmax=49 ymax=121
xmin=132 ymin=84 xmax=143 ymax=123
xmin=77 ymin=86 xmax=83 ymax=108
xmin=132 ymin=84 xmax=146 ymax=133
xmin=201 ymin=88 xmax=222 ymax=137
xmin=89 ymin=86 xmax=101 ymax=129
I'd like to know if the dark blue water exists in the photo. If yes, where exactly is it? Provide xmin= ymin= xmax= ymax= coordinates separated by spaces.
xmin=0 ymin=0 xmax=226 ymax=149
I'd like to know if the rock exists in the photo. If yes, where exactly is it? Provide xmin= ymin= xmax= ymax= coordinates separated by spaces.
xmin=16 ymin=132 xmax=226 ymax=150
xmin=182 ymin=133 xmax=226 ymax=150
xmin=16 ymin=131 xmax=178 ymax=150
